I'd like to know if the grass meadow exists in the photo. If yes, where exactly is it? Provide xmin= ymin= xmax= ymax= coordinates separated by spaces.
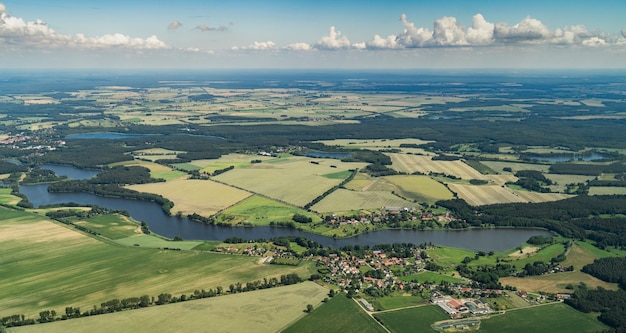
xmin=74 ymin=213 xmax=141 ymax=240
xmin=382 ymin=175 xmax=455 ymax=204
xmin=0 ymin=187 xmax=20 ymax=205
xmin=214 ymin=195 xmax=321 ymax=225
xmin=373 ymin=305 xmax=449 ymax=333
xmin=112 ymin=159 xmax=188 ymax=181
xmin=0 ymin=206 xmax=315 ymax=318
xmin=283 ymin=295 xmax=387 ymax=333
xmin=398 ymin=271 xmax=465 ymax=284
xmin=478 ymin=303 xmax=607 ymax=333
xmin=126 ymin=179 xmax=251 ymax=216
xmin=10 ymin=282 xmax=328 ymax=333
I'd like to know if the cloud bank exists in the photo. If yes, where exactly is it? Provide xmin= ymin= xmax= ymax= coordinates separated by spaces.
xmin=0 ymin=3 xmax=168 ymax=50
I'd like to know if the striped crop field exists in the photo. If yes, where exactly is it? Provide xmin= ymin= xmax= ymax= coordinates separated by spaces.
xmin=310 ymin=189 xmax=418 ymax=213
xmin=447 ymin=183 xmax=525 ymax=206
xmin=387 ymin=153 xmax=486 ymax=180
xmin=126 ymin=179 xmax=251 ymax=216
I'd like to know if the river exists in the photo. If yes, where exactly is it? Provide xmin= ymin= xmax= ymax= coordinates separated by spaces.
xmin=19 ymin=165 xmax=553 ymax=251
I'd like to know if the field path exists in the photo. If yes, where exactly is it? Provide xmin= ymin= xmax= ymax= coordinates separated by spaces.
xmin=352 ymin=298 xmax=392 ymax=333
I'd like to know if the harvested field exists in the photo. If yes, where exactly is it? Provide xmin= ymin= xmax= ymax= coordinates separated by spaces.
xmin=481 ymin=161 xmax=550 ymax=173
xmin=512 ymin=190 xmax=572 ymax=203
xmin=311 ymin=189 xmax=418 ymax=213
xmin=113 ymin=159 xmax=188 ymax=181
xmin=126 ymin=179 xmax=251 ymax=216
xmin=499 ymin=271 xmax=618 ymax=294
xmin=388 ymin=153 xmax=486 ymax=180
xmin=447 ymin=183 xmax=524 ymax=206
xmin=11 ymin=282 xmax=328 ymax=333
xmin=589 ymin=187 xmax=626 ymax=195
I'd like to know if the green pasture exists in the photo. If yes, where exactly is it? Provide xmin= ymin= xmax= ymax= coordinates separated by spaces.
xmin=214 ymin=195 xmax=321 ymax=225
xmin=0 ymin=187 xmax=19 ymax=205
xmin=427 ymin=246 xmax=476 ymax=269
xmin=74 ymin=214 xmax=140 ymax=240
xmin=373 ymin=305 xmax=448 ymax=333
xmin=478 ymin=303 xmax=607 ymax=332
xmin=489 ymin=293 xmax=533 ymax=310
xmin=115 ymin=234 xmax=204 ymax=250
xmin=10 ymin=282 xmax=329 ymax=333
xmin=284 ymin=295 xmax=386 ymax=333
xmin=0 ymin=206 xmax=315 ymax=317
xmin=398 ymin=271 xmax=465 ymax=284
xmin=498 ymin=243 xmax=566 ymax=269
xmin=368 ymin=293 xmax=430 ymax=311
xmin=481 ymin=161 xmax=551 ymax=173
xmin=311 ymin=189 xmax=418 ymax=213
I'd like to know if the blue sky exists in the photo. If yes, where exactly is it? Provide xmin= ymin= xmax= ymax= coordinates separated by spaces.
xmin=1 ymin=0 xmax=625 ymax=69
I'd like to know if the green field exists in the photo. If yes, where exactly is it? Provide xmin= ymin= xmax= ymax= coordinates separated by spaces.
xmin=478 ymin=303 xmax=608 ymax=332
xmin=373 ymin=305 xmax=449 ymax=333
xmin=0 ymin=187 xmax=19 ymax=205
xmin=398 ymin=271 xmax=465 ymax=284
xmin=369 ymin=293 xmax=430 ymax=311
xmin=74 ymin=214 xmax=141 ymax=240
xmin=589 ymin=186 xmax=626 ymax=195
xmin=115 ymin=234 xmax=205 ymax=249
xmin=214 ymin=195 xmax=321 ymax=225
xmin=0 ymin=206 xmax=315 ymax=317
xmin=283 ymin=295 xmax=386 ymax=333
xmin=10 ymin=282 xmax=329 ymax=333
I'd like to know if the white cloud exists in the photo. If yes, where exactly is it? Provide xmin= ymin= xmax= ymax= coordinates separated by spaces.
xmin=581 ymin=36 xmax=607 ymax=47
xmin=396 ymin=14 xmax=433 ymax=47
xmin=232 ymin=40 xmax=276 ymax=51
xmin=366 ymin=34 xmax=400 ymax=49
xmin=621 ymin=28 xmax=626 ymax=38
xmin=284 ymin=42 xmax=312 ymax=51
xmin=168 ymin=21 xmax=182 ymax=30
xmin=466 ymin=14 xmax=494 ymax=45
xmin=0 ymin=4 xmax=168 ymax=50
xmin=314 ymin=26 xmax=352 ymax=50
xmin=0 ymin=3 xmax=5 ymax=14
xmin=493 ymin=16 xmax=550 ymax=43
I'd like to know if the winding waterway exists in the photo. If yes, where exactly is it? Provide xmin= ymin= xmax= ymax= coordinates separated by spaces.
xmin=20 ymin=165 xmax=553 ymax=251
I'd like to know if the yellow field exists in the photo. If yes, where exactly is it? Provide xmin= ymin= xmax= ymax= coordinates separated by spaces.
xmin=589 ymin=187 xmax=626 ymax=195
xmin=113 ymin=159 xmax=188 ymax=181
xmin=132 ymin=148 xmax=185 ymax=162
xmin=10 ymin=282 xmax=328 ymax=333
xmin=310 ymin=189 xmax=418 ymax=213
xmin=126 ymin=179 xmax=251 ymax=216
xmin=513 ymin=190 xmax=572 ymax=203
xmin=481 ymin=161 xmax=551 ymax=173
xmin=198 ymin=153 xmax=275 ymax=174
xmin=447 ymin=183 xmax=525 ymax=206
xmin=213 ymin=156 xmax=367 ymax=207
xmin=317 ymin=138 xmax=433 ymax=154
xmin=499 ymin=271 xmax=618 ymax=294
xmin=387 ymin=153 xmax=486 ymax=180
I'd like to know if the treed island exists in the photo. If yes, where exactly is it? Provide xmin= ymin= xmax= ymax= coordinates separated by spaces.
xmin=1 ymin=71 xmax=626 ymax=333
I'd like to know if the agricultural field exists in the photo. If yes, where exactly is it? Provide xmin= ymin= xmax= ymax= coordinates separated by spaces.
xmin=589 ymin=186 xmax=626 ymax=195
xmin=74 ymin=213 xmax=142 ymax=240
xmin=10 ymin=282 xmax=328 ymax=333
xmin=379 ymin=175 xmax=455 ymax=204
xmin=373 ymin=305 xmax=449 ymax=333
xmin=214 ymin=195 xmax=322 ymax=225
xmin=478 ymin=303 xmax=608 ymax=333
xmin=387 ymin=153 xmax=486 ymax=180
xmin=131 ymin=148 xmax=185 ymax=162
xmin=317 ymin=138 xmax=434 ymax=154
xmin=113 ymin=159 xmax=188 ymax=181
xmin=126 ymin=179 xmax=251 ymax=216
xmin=194 ymin=153 xmax=275 ymax=174
xmin=0 ymin=187 xmax=20 ymax=205
xmin=480 ymin=161 xmax=551 ymax=173
xmin=366 ymin=293 xmax=430 ymax=311
xmin=114 ymin=234 xmax=205 ymax=250
xmin=0 ymin=206 xmax=315 ymax=317
xmin=398 ymin=271 xmax=465 ymax=284
xmin=512 ymin=190 xmax=573 ymax=203
xmin=447 ymin=183 xmax=525 ymax=206
xmin=545 ymin=174 xmax=595 ymax=192
xmin=213 ymin=156 xmax=366 ymax=207
xmin=499 ymin=271 xmax=618 ymax=294
xmin=310 ymin=189 xmax=418 ymax=213
xmin=283 ymin=295 xmax=387 ymax=333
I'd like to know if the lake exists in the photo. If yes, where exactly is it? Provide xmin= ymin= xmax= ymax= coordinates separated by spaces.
xmin=527 ymin=152 xmax=607 ymax=163
xmin=23 ymin=165 xmax=553 ymax=251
